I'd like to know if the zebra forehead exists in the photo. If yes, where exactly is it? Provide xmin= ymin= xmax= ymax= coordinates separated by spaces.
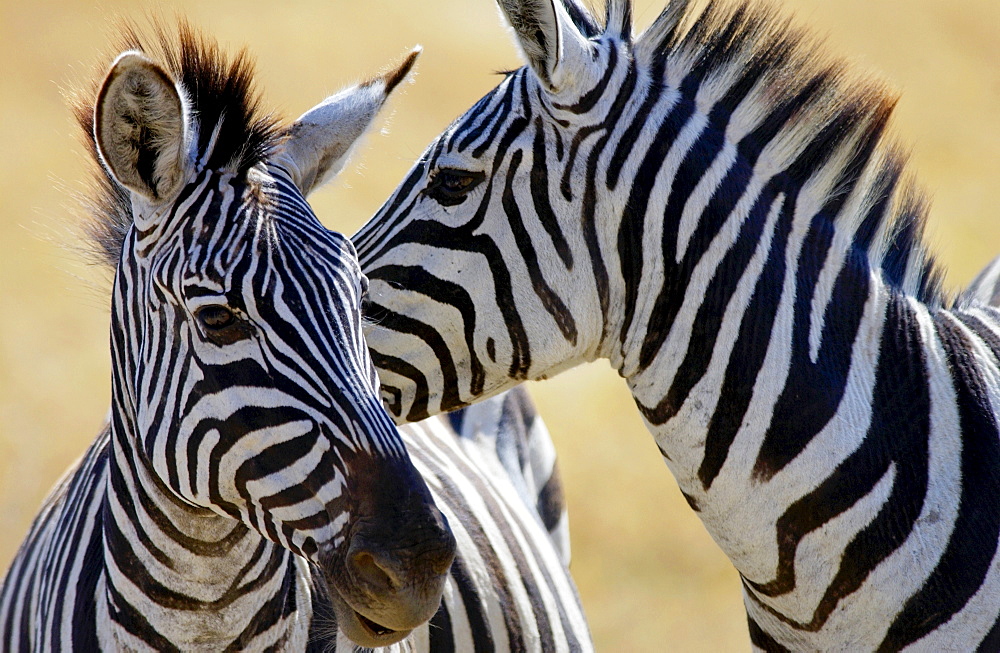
xmin=166 ymin=184 xmax=355 ymax=274
xmin=75 ymin=18 xmax=282 ymax=274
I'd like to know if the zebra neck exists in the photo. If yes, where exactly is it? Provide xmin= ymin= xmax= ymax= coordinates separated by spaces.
xmin=100 ymin=416 xmax=311 ymax=650
xmin=615 ymin=170 xmax=907 ymax=559
xmin=607 ymin=136 xmax=998 ymax=637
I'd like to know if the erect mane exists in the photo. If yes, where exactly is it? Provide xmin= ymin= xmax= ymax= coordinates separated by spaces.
xmin=74 ymin=20 xmax=282 ymax=272
xmin=576 ymin=0 xmax=946 ymax=305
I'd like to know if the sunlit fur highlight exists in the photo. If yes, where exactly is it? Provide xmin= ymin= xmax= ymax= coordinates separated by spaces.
xmin=73 ymin=19 xmax=281 ymax=273
xmin=630 ymin=0 xmax=944 ymax=305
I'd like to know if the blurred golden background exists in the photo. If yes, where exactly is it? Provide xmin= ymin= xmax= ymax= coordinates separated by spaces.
xmin=2 ymin=1 xmax=999 ymax=649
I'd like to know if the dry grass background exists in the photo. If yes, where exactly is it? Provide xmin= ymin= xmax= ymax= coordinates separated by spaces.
xmin=2 ymin=1 xmax=999 ymax=650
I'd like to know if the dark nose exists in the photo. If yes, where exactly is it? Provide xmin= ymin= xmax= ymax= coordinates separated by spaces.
xmin=330 ymin=424 xmax=457 ymax=632
xmin=338 ymin=502 xmax=456 ymax=631
xmin=347 ymin=507 xmax=456 ymax=594
xmin=348 ymin=536 xmax=455 ymax=593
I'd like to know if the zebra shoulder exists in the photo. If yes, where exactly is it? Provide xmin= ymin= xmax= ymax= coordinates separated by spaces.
xmin=1 ymin=428 xmax=109 ymax=651
xmin=446 ymin=387 xmax=571 ymax=565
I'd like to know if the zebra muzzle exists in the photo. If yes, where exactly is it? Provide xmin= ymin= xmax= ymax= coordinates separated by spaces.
xmin=318 ymin=472 xmax=456 ymax=646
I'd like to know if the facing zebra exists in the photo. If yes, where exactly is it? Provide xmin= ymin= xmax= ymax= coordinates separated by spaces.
xmin=355 ymin=0 xmax=1000 ymax=649
xmin=0 ymin=24 xmax=592 ymax=652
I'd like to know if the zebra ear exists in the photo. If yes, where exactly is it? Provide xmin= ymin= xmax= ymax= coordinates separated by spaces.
xmin=496 ymin=0 xmax=592 ymax=93
xmin=276 ymin=48 xmax=420 ymax=197
xmin=95 ymin=51 xmax=192 ymax=204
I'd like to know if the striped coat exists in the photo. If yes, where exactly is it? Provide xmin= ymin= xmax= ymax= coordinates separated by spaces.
xmin=1 ymin=23 xmax=591 ymax=652
xmin=354 ymin=0 xmax=1000 ymax=648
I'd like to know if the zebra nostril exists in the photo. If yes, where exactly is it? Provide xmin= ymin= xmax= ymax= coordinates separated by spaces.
xmin=350 ymin=550 xmax=399 ymax=592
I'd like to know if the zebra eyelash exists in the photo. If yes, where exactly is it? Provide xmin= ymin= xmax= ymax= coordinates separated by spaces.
xmin=191 ymin=302 xmax=255 ymax=345
xmin=195 ymin=304 xmax=236 ymax=330
xmin=424 ymin=168 xmax=486 ymax=206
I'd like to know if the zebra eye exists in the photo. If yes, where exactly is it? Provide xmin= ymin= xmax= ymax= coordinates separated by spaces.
xmin=426 ymin=168 xmax=485 ymax=206
xmin=196 ymin=305 xmax=235 ymax=330
xmin=195 ymin=304 xmax=254 ymax=345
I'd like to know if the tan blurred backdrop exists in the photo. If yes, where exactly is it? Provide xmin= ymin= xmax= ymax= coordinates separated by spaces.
xmin=2 ymin=1 xmax=999 ymax=650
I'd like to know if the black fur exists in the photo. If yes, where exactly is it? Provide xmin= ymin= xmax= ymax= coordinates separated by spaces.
xmin=74 ymin=20 xmax=281 ymax=271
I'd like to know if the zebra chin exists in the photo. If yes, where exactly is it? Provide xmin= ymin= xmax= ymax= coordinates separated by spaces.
xmin=323 ymin=592 xmax=426 ymax=648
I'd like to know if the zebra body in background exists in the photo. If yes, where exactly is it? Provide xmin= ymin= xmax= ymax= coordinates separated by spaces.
xmin=0 ymin=24 xmax=591 ymax=652
xmin=390 ymin=386 xmax=588 ymax=653
xmin=355 ymin=0 xmax=1000 ymax=649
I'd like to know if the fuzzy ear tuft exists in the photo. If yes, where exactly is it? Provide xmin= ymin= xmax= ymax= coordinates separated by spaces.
xmin=276 ymin=48 xmax=420 ymax=197
xmin=95 ymin=52 xmax=191 ymax=203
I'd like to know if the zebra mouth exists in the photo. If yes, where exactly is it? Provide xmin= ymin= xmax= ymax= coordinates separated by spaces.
xmin=322 ymin=576 xmax=413 ymax=646
xmin=356 ymin=611 xmax=398 ymax=638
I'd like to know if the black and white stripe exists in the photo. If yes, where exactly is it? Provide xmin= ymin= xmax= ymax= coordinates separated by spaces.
xmin=1 ymin=24 xmax=591 ymax=652
xmin=355 ymin=0 xmax=1000 ymax=649
xmin=365 ymin=387 xmax=589 ymax=653
xmin=1 ymin=393 xmax=591 ymax=652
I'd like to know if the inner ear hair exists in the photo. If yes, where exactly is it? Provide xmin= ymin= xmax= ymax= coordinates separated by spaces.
xmin=498 ymin=0 xmax=563 ymax=88
xmin=95 ymin=52 xmax=190 ymax=202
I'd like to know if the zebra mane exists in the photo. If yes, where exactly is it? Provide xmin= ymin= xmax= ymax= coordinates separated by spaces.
xmin=578 ymin=0 xmax=946 ymax=305
xmin=74 ymin=20 xmax=282 ymax=272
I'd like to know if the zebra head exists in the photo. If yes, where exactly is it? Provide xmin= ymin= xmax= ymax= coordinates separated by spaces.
xmin=355 ymin=0 xmax=635 ymax=420
xmin=91 ymin=30 xmax=453 ymax=646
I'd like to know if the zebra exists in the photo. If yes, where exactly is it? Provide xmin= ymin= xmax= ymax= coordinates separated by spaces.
xmin=353 ymin=0 xmax=1000 ymax=649
xmin=393 ymin=385 xmax=590 ymax=653
xmin=0 ymin=24 xmax=591 ymax=652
